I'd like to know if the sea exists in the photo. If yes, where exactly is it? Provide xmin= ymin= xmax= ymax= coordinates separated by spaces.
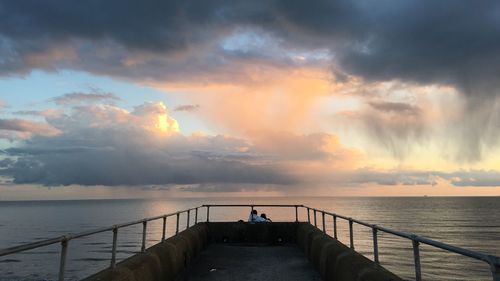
xmin=0 ymin=197 xmax=498 ymax=281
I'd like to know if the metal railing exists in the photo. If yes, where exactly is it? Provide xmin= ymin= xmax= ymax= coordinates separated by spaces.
xmin=204 ymin=204 xmax=500 ymax=280
xmin=0 ymin=204 xmax=499 ymax=281
xmin=303 ymin=205 xmax=500 ymax=281
xmin=202 ymin=204 xmax=303 ymax=222
xmin=0 ymin=206 xmax=204 ymax=281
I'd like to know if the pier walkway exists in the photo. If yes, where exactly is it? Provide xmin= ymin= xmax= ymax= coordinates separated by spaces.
xmin=183 ymin=244 xmax=322 ymax=281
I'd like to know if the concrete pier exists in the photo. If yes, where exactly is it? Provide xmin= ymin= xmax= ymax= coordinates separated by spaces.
xmin=84 ymin=222 xmax=403 ymax=281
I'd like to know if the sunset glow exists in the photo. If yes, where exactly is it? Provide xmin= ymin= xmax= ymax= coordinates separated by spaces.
xmin=1 ymin=1 xmax=500 ymax=199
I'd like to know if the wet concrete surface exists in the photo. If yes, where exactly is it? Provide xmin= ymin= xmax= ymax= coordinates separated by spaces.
xmin=182 ymin=244 xmax=322 ymax=281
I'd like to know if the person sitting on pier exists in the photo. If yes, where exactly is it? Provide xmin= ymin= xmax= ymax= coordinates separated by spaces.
xmin=248 ymin=209 xmax=266 ymax=222
xmin=260 ymin=213 xmax=272 ymax=222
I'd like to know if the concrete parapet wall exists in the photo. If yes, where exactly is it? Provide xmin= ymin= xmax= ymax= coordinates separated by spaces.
xmin=296 ymin=222 xmax=403 ymax=281
xmin=207 ymin=222 xmax=298 ymax=244
xmin=83 ymin=223 xmax=209 ymax=281
xmin=84 ymin=222 xmax=403 ymax=281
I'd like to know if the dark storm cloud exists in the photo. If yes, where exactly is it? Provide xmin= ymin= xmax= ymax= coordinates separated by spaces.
xmin=2 ymin=0 xmax=500 ymax=89
xmin=0 ymin=0 xmax=222 ymax=53
xmin=1 ymin=148 xmax=293 ymax=186
xmin=2 ymin=0 xmax=500 ymax=159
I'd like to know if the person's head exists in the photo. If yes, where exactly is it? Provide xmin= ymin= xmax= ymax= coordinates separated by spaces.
xmin=260 ymin=213 xmax=267 ymax=219
xmin=251 ymin=210 xmax=258 ymax=215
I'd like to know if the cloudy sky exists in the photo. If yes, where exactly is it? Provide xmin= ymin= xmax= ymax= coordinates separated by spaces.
xmin=1 ymin=0 xmax=500 ymax=199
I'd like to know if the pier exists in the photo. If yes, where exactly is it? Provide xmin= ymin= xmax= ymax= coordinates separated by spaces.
xmin=0 ymin=204 xmax=499 ymax=280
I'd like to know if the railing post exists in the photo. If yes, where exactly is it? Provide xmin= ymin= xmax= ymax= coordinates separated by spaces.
xmin=206 ymin=206 xmax=210 ymax=222
xmin=314 ymin=209 xmax=317 ymax=227
xmin=307 ymin=208 xmax=311 ymax=224
xmin=295 ymin=206 xmax=299 ymax=222
xmin=490 ymin=256 xmax=500 ymax=281
xmin=333 ymin=215 xmax=337 ymax=239
xmin=176 ymin=213 xmax=180 ymax=235
xmin=412 ymin=235 xmax=422 ymax=281
xmin=186 ymin=210 xmax=190 ymax=229
xmin=110 ymin=227 xmax=118 ymax=268
xmin=58 ymin=237 xmax=69 ymax=281
xmin=141 ymin=221 xmax=147 ymax=252
xmin=195 ymin=208 xmax=198 ymax=224
xmin=161 ymin=216 xmax=166 ymax=242
xmin=251 ymin=206 xmax=254 ymax=222
xmin=349 ymin=218 xmax=354 ymax=249
xmin=321 ymin=212 xmax=326 ymax=233
xmin=372 ymin=225 xmax=379 ymax=264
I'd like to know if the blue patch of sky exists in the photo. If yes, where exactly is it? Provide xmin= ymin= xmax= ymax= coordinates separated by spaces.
xmin=0 ymin=70 xmax=172 ymax=110
xmin=221 ymin=29 xmax=331 ymax=63
xmin=222 ymin=29 xmax=269 ymax=52
xmin=0 ymin=70 xmax=210 ymax=135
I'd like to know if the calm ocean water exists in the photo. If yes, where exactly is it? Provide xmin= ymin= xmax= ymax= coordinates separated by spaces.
xmin=0 ymin=197 xmax=498 ymax=281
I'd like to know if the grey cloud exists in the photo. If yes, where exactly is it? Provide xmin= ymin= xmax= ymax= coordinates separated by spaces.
xmin=2 ymin=101 xmax=498 ymax=188
xmin=174 ymin=104 xmax=200 ymax=112
xmin=50 ymin=92 xmax=120 ymax=106
xmin=0 ymin=103 xmax=294 ymax=186
xmin=0 ymin=118 xmax=60 ymax=137
xmin=337 ymin=169 xmax=500 ymax=187
xmin=13 ymin=109 xmax=63 ymax=118
xmin=447 ymin=170 xmax=500 ymax=187
xmin=342 ymin=169 xmax=438 ymax=186
xmin=1 ymin=150 xmax=292 ymax=186
xmin=368 ymin=101 xmax=421 ymax=116
xmin=0 ymin=158 xmax=14 ymax=168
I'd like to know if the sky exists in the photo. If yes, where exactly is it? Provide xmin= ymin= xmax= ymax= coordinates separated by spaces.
xmin=1 ymin=0 xmax=500 ymax=199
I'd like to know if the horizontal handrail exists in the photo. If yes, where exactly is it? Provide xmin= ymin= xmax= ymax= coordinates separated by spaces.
xmin=203 ymin=204 xmax=302 ymax=223
xmin=304 ymin=206 xmax=495 ymax=262
xmin=202 ymin=204 xmax=303 ymax=207
xmin=0 ymin=206 xmax=201 ymax=257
